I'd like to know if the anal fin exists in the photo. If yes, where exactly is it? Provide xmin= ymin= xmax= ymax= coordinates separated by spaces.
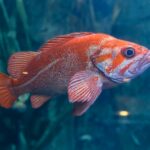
xmin=31 ymin=95 xmax=51 ymax=108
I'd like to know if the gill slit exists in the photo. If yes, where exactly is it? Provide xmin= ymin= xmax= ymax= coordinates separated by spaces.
xmin=90 ymin=36 xmax=120 ymax=84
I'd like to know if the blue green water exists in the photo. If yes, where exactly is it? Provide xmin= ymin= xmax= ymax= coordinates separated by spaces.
xmin=0 ymin=0 xmax=150 ymax=150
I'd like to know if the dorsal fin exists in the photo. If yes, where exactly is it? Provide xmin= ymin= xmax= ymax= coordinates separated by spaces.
xmin=39 ymin=32 xmax=93 ymax=51
xmin=8 ymin=51 xmax=39 ymax=78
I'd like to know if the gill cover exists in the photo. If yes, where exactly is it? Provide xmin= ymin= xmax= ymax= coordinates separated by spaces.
xmin=92 ymin=37 xmax=150 ymax=83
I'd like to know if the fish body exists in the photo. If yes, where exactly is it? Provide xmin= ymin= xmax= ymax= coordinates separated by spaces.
xmin=13 ymin=33 xmax=113 ymax=93
xmin=0 ymin=32 xmax=150 ymax=115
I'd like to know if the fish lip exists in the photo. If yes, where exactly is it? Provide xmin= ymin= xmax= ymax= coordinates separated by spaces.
xmin=128 ymin=51 xmax=150 ymax=76
xmin=123 ymin=52 xmax=150 ymax=78
xmin=138 ymin=51 xmax=150 ymax=69
xmin=128 ymin=69 xmax=136 ymax=75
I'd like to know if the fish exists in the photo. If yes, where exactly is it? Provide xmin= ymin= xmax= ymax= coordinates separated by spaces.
xmin=0 ymin=32 xmax=150 ymax=116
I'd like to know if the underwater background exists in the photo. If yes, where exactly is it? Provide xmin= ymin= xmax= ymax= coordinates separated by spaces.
xmin=0 ymin=0 xmax=150 ymax=150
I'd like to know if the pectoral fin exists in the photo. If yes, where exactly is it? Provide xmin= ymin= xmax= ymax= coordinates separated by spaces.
xmin=73 ymin=101 xmax=95 ymax=116
xmin=68 ymin=70 xmax=103 ymax=116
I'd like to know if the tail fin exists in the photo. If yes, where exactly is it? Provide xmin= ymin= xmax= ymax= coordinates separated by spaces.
xmin=0 ymin=73 xmax=17 ymax=108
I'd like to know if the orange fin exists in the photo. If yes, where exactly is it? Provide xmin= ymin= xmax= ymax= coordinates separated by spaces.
xmin=8 ymin=52 xmax=39 ymax=78
xmin=73 ymin=101 xmax=94 ymax=116
xmin=31 ymin=95 xmax=51 ymax=108
xmin=39 ymin=32 xmax=93 ymax=51
xmin=68 ymin=70 xmax=103 ymax=115
xmin=0 ymin=73 xmax=12 ymax=86
xmin=0 ymin=87 xmax=16 ymax=108
xmin=0 ymin=73 xmax=17 ymax=108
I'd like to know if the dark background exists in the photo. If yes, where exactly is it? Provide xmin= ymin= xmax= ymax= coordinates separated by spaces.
xmin=0 ymin=0 xmax=150 ymax=150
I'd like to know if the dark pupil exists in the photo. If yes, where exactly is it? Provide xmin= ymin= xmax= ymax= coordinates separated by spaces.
xmin=124 ymin=48 xmax=135 ymax=58
xmin=127 ymin=49 xmax=134 ymax=56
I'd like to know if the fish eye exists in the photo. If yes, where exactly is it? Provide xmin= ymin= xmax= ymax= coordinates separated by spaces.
xmin=121 ymin=47 xmax=135 ymax=58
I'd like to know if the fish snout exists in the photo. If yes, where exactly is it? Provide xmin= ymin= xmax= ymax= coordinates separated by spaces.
xmin=139 ymin=50 xmax=150 ymax=71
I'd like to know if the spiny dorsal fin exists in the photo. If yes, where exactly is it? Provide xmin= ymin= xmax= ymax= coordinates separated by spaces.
xmin=8 ymin=52 xmax=39 ymax=78
xmin=39 ymin=32 xmax=93 ymax=51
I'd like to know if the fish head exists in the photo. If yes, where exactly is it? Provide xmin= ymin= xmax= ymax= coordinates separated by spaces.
xmin=92 ymin=38 xmax=150 ymax=83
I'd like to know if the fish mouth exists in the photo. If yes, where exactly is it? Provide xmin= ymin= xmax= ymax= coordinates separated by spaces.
xmin=130 ymin=51 xmax=150 ymax=75
xmin=138 ymin=51 xmax=150 ymax=72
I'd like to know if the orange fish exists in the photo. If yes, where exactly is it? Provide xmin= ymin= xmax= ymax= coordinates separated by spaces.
xmin=0 ymin=32 xmax=150 ymax=116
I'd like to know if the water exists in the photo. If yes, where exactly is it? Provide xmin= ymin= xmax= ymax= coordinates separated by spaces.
xmin=0 ymin=0 xmax=150 ymax=150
